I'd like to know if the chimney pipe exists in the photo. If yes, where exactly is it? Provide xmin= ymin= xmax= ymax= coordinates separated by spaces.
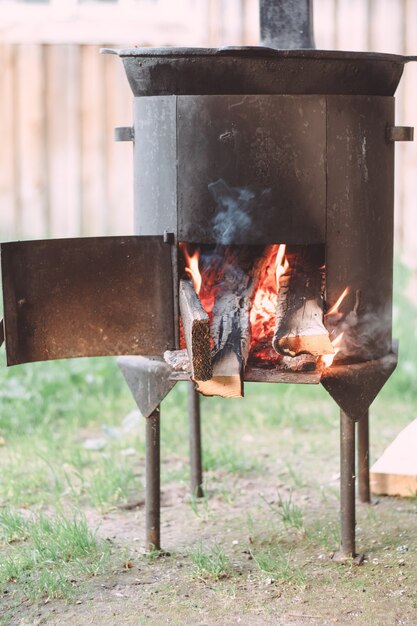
xmin=260 ymin=0 xmax=315 ymax=49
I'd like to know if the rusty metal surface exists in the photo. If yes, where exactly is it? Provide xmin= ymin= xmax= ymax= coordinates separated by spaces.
xmin=102 ymin=47 xmax=414 ymax=98
xmin=169 ymin=368 xmax=321 ymax=384
xmin=117 ymin=356 xmax=176 ymax=418
xmin=358 ymin=412 xmax=371 ymax=504
xmin=1 ymin=236 xmax=175 ymax=365
xmin=260 ymin=0 xmax=315 ymax=49
xmin=336 ymin=409 xmax=357 ymax=561
xmin=325 ymin=96 xmax=395 ymax=363
xmin=188 ymin=382 xmax=204 ymax=498
xmin=321 ymin=346 xmax=398 ymax=421
xmin=177 ymin=95 xmax=326 ymax=245
xmin=386 ymin=126 xmax=414 ymax=142
xmin=146 ymin=407 xmax=161 ymax=551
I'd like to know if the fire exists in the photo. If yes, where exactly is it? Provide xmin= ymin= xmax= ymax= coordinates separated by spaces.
xmin=180 ymin=241 xmax=348 ymax=370
xmin=179 ymin=243 xmax=202 ymax=294
xmin=321 ymin=332 xmax=344 ymax=367
xmin=249 ymin=244 xmax=288 ymax=357
xmin=321 ymin=287 xmax=350 ymax=367
xmin=326 ymin=287 xmax=349 ymax=316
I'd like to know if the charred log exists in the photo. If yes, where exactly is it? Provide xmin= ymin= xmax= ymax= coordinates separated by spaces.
xmin=196 ymin=247 xmax=267 ymax=398
xmin=179 ymin=278 xmax=212 ymax=381
xmin=273 ymin=246 xmax=334 ymax=358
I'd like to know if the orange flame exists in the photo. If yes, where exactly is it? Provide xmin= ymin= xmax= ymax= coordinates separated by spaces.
xmin=321 ymin=287 xmax=350 ymax=367
xmin=179 ymin=243 xmax=202 ymax=294
xmin=249 ymin=244 xmax=288 ymax=359
xmin=321 ymin=332 xmax=344 ymax=367
xmin=326 ymin=287 xmax=349 ymax=316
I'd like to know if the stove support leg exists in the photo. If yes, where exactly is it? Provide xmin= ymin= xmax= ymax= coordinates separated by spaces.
xmin=188 ymin=382 xmax=204 ymax=498
xmin=334 ymin=409 xmax=357 ymax=561
xmin=358 ymin=410 xmax=371 ymax=503
xmin=145 ymin=406 xmax=161 ymax=551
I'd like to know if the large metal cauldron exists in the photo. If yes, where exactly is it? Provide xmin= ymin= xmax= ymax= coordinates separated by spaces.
xmin=101 ymin=46 xmax=416 ymax=97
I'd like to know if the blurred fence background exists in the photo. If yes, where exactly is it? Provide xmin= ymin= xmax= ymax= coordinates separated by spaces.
xmin=0 ymin=0 xmax=416 ymax=274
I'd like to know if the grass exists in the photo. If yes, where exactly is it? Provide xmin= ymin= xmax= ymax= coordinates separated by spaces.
xmin=250 ymin=545 xmax=306 ymax=585
xmin=189 ymin=542 xmax=230 ymax=580
xmin=276 ymin=493 xmax=304 ymax=532
xmin=0 ymin=509 xmax=114 ymax=607
xmin=0 ymin=261 xmax=416 ymax=621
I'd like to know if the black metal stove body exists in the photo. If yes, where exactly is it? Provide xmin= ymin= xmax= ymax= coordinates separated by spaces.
xmin=0 ymin=0 xmax=416 ymax=560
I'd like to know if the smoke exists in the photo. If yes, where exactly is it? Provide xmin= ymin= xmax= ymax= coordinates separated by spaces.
xmin=330 ymin=303 xmax=392 ymax=363
xmin=208 ymin=179 xmax=272 ymax=245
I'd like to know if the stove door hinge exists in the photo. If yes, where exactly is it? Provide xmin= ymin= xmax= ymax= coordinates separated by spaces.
xmin=114 ymin=126 xmax=135 ymax=142
xmin=386 ymin=126 xmax=414 ymax=142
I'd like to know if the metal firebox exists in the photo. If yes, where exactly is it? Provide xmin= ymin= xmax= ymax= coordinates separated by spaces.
xmin=1 ymin=0 xmax=415 ymax=561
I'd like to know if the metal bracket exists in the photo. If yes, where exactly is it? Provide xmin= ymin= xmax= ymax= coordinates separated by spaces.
xmin=163 ymin=230 xmax=175 ymax=244
xmin=386 ymin=126 xmax=414 ymax=142
xmin=115 ymin=126 xmax=134 ymax=142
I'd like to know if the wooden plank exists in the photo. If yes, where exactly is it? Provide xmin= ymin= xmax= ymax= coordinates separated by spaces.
xmin=80 ymin=44 xmax=107 ymax=236
xmin=104 ymin=47 xmax=133 ymax=236
xmin=46 ymin=44 xmax=81 ymax=238
xmin=336 ymin=0 xmax=368 ymax=51
xmin=370 ymin=418 xmax=417 ymax=497
xmin=368 ymin=0 xmax=404 ymax=53
xmin=0 ymin=44 xmax=17 ymax=238
xmin=179 ymin=279 xmax=212 ymax=381
xmin=313 ymin=0 xmax=337 ymax=50
xmin=398 ymin=0 xmax=417 ymax=270
xmin=16 ymin=44 xmax=48 ymax=238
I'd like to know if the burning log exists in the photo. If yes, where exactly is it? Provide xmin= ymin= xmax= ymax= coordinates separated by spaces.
xmin=273 ymin=246 xmax=334 ymax=358
xmin=179 ymin=278 xmax=212 ymax=381
xmin=196 ymin=248 xmax=267 ymax=398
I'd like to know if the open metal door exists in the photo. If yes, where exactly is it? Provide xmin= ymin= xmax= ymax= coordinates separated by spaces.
xmin=1 ymin=236 xmax=175 ymax=365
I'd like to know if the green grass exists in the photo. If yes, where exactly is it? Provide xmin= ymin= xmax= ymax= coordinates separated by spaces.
xmin=0 ymin=509 xmax=114 ymax=607
xmin=0 ymin=260 xmax=416 ymax=618
xmin=189 ymin=542 xmax=230 ymax=580
xmin=250 ymin=545 xmax=306 ymax=585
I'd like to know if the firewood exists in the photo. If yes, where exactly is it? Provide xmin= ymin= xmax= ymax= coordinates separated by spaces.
xmin=196 ymin=247 xmax=268 ymax=398
xmin=179 ymin=278 xmax=212 ymax=381
xmin=194 ymin=351 xmax=243 ymax=398
xmin=163 ymin=349 xmax=191 ymax=372
xmin=370 ymin=418 xmax=417 ymax=497
xmin=273 ymin=246 xmax=334 ymax=358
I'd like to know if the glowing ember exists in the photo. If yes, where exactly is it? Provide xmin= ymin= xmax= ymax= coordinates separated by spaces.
xmin=179 ymin=243 xmax=202 ymax=294
xmin=321 ymin=332 xmax=344 ymax=367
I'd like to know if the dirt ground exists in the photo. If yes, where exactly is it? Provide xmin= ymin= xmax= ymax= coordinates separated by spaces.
xmin=8 ymin=423 xmax=417 ymax=626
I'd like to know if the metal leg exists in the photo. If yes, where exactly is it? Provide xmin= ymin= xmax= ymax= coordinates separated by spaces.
xmin=145 ymin=406 xmax=161 ymax=551
xmin=188 ymin=382 xmax=204 ymax=498
xmin=334 ymin=409 xmax=357 ymax=561
xmin=358 ymin=411 xmax=371 ymax=503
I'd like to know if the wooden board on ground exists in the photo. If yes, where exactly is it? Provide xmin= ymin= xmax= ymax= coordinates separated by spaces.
xmin=370 ymin=418 xmax=417 ymax=497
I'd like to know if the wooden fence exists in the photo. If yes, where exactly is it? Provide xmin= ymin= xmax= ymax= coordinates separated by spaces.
xmin=0 ymin=0 xmax=416 ymax=272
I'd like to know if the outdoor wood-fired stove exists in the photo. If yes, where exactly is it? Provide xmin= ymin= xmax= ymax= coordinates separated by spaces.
xmin=1 ymin=0 xmax=416 ymax=562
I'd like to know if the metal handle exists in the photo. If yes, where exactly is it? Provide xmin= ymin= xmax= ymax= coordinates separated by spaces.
xmin=386 ymin=126 xmax=414 ymax=142
xmin=115 ymin=127 xmax=134 ymax=142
